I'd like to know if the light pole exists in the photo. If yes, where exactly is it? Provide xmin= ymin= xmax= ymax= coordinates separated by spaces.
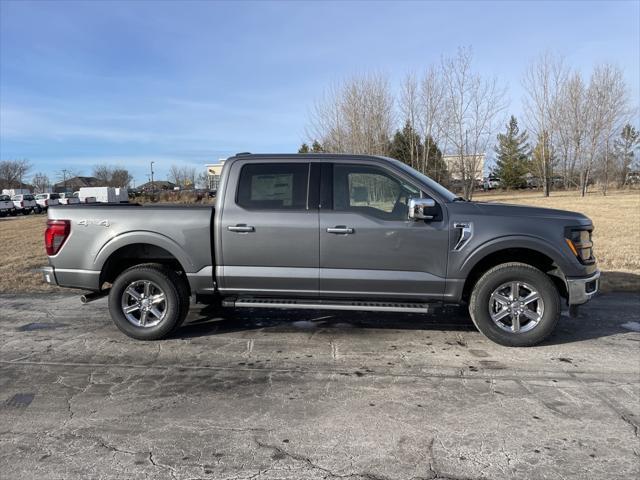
xmin=62 ymin=169 xmax=68 ymax=193
xmin=150 ymin=161 xmax=155 ymax=202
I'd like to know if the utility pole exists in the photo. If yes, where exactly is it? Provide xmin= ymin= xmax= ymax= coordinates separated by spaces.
xmin=62 ymin=169 xmax=68 ymax=193
xmin=150 ymin=161 xmax=155 ymax=202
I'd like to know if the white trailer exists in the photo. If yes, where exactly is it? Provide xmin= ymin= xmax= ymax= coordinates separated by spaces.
xmin=2 ymin=188 xmax=31 ymax=196
xmin=78 ymin=187 xmax=129 ymax=203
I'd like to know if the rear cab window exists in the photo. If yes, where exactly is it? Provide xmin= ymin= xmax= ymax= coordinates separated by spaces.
xmin=236 ymin=163 xmax=309 ymax=210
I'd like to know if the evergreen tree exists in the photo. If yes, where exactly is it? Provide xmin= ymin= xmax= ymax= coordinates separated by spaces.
xmin=310 ymin=140 xmax=325 ymax=153
xmin=388 ymin=121 xmax=419 ymax=167
xmin=423 ymin=134 xmax=448 ymax=183
xmin=298 ymin=143 xmax=310 ymax=153
xmin=493 ymin=116 xmax=530 ymax=189
xmin=614 ymin=124 xmax=640 ymax=187
xmin=389 ymin=121 xmax=448 ymax=181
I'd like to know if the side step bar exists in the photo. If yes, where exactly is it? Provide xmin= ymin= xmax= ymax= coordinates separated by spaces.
xmin=222 ymin=298 xmax=430 ymax=313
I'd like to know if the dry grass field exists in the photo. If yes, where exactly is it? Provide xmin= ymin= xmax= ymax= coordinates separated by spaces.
xmin=0 ymin=189 xmax=638 ymax=294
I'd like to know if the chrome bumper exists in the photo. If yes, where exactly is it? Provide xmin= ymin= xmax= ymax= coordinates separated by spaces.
xmin=41 ymin=266 xmax=58 ymax=286
xmin=566 ymin=270 xmax=600 ymax=305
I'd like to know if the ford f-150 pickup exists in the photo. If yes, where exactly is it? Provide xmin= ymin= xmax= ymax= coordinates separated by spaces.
xmin=42 ymin=153 xmax=600 ymax=346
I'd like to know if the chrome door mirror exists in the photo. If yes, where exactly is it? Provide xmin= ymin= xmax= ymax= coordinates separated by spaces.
xmin=408 ymin=197 xmax=436 ymax=220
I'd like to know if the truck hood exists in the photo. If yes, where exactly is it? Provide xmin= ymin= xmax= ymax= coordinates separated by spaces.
xmin=471 ymin=202 xmax=591 ymax=224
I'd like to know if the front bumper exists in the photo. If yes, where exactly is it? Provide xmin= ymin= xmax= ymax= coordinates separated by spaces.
xmin=566 ymin=270 xmax=600 ymax=305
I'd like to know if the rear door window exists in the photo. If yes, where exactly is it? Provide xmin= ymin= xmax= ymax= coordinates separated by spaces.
xmin=236 ymin=163 xmax=309 ymax=210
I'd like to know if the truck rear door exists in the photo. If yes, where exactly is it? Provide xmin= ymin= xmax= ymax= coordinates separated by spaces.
xmin=218 ymin=160 xmax=319 ymax=296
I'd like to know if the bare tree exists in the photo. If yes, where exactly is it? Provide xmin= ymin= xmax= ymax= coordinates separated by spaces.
xmin=399 ymin=72 xmax=420 ymax=169
xmin=0 ymin=159 xmax=31 ymax=190
xmin=169 ymin=165 xmax=197 ymax=189
xmin=31 ymin=172 xmax=50 ymax=193
xmin=554 ymin=71 xmax=588 ymax=189
xmin=92 ymin=164 xmax=132 ymax=187
xmin=418 ymin=64 xmax=446 ymax=178
xmin=522 ymin=51 xmax=567 ymax=196
xmin=590 ymin=64 xmax=629 ymax=195
xmin=308 ymin=73 xmax=394 ymax=155
xmin=441 ymin=47 xmax=507 ymax=199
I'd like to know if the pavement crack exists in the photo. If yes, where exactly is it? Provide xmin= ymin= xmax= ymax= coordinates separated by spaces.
xmin=148 ymin=451 xmax=178 ymax=480
xmin=254 ymin=438 xmax=386 ymax=479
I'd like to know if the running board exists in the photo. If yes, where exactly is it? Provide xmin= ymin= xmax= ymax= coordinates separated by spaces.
xmin=222 ymin=297 xmax=430 ymax=313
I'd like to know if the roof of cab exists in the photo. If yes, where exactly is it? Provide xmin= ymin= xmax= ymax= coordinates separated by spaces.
xmin=227 ymin=152 xmax=389 ymax=162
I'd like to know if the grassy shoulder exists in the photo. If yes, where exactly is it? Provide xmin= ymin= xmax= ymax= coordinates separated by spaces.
xmin=0 ymin=189 xmax=638 ymax=293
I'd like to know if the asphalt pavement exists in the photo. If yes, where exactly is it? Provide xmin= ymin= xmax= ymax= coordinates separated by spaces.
xmin=1 ymin=292 xmax=639 ymax=479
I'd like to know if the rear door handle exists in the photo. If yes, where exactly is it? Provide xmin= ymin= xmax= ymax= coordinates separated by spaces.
xmin=228 ymin=224 xmax=255 ymax=233
xmin=327 ymin=226 xmax=354 ymax=234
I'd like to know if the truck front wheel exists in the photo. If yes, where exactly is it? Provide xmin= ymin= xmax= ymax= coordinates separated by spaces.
xmin=469 ymin=262 xmax=560 ymax=347
xmin=108 ymin=264 xmax=189 ymax=340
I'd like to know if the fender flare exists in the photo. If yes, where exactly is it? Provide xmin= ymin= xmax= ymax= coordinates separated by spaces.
xmin=458 ymin=235 xmax=572 ymax=278
xmin=93 ymin=231 xmax=196 ymax=273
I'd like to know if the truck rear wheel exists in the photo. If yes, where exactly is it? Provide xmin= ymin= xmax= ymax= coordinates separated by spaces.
xmin=469 ymin=262 xmax=560 ymax=347
xmin=108 ymin=264 xmax=189 ymax=340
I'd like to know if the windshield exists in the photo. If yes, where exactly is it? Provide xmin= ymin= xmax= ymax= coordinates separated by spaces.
xmin=0 ymin=195 xmax=10 ymax=201
xmin=383 ymin=157 xmax=457 ymax=202
xmin=35 ymin=194 xmax=45 ymax=199
xmin=24 ymin=195 xmax=34 ymax=201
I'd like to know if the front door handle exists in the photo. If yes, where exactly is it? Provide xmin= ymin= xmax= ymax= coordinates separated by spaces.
xmin=327 ymin=226 xmax=354 ymax=234
xmin=228 ymin=224 xmax=255 ymax=233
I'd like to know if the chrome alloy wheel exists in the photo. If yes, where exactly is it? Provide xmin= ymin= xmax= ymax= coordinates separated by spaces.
xmin=489 ymin=281 xmax=544 ymax=334
xmin=120 ymin=280 xmax=167 ymax=328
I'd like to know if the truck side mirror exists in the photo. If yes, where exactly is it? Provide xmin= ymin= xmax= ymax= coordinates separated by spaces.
xmin=408 ymin=197 xmax=436 ymax=221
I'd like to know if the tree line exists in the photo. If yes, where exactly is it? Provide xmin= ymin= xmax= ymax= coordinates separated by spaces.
xmin=0 ymin=160 xmax=135 ymax=192
xmin=300 ymin=48 xmax=639 ymax=199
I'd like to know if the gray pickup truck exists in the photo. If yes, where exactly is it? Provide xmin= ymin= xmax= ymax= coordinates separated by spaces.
xmin=42 ymin=153 xmax=599 ymax=346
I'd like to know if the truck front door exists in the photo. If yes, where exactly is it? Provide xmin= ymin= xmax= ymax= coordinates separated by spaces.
xmin=319 ymin=162 xmax=449 ymax=301
xmin=219 ymin=161 xmax=319 ymax=296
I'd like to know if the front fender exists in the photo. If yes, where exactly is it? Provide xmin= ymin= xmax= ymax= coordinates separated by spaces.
xmin=458 ymin=235 xmax=577 ymax=278
xmin=93 ymin=231 xmax=196 ymax=273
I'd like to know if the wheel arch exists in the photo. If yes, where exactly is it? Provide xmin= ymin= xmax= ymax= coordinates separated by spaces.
xmin=98 ymin=239 xmax=191 ymax=296
xmin=460 ymin=239 xmax=569 ymax=302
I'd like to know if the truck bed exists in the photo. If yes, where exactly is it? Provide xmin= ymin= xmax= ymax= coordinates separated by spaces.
xmin=46 ymin=203 xmax=215 ymax=292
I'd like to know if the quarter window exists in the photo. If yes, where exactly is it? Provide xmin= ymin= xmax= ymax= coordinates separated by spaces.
xmin=237 ymin=163 xmax=309 ymax=210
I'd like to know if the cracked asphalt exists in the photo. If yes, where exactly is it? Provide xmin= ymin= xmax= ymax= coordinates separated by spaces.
xmin=1 ymin=292 xmax=639 ymax=480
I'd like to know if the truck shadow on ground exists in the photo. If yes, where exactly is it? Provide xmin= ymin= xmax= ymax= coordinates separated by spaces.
xmin=173 ymin=294 xmax=636 ymax=346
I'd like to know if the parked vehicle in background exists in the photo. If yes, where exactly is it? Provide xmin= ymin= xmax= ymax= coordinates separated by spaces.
xmin=35 ymin=193 xmax=60 ymax=212
xmin=43 ymin=153 xmax=600 ymax=347
xmin=78 ymin=187 xmax=129 ymax=203
xmin=0 ymin=194 xmax=17 ymax=217
xmin=57 ymin=193 xmax=81 ymax=205
xmin=73 ymin=191 xmax=97 ymax=203
xmin=11 ymin=194 xmax=38 ymax=214
xmin=483 ymin=176 xmax=502 ymax=190
xmin=2 ymin=188 xmax=31 ymax=197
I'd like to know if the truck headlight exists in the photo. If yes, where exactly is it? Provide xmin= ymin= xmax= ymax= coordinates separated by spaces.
xmin=565 ymin=228 xmax=594 ymax=264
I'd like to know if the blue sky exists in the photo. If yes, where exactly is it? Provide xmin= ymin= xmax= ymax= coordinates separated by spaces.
xmin=1 ymin=0 xmax=639 ymax=186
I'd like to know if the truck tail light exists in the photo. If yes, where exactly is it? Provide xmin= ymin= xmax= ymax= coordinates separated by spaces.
xmin=20 ymin=201 xmax=24 ymax=208
xmin=44 ymin=200 xmax=49 ymax=206
xmin=45 ymin=220 xmax=70 ymax=255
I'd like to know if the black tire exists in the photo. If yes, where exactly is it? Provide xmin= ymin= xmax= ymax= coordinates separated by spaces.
xmin=468 ymin=262 xmax=560 ymax=347
xmin=108 ymin=263 xmax=189 ymax=340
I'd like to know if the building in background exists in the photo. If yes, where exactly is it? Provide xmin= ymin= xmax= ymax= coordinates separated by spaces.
xmin=137 ymin=180 xmax=177 ymax=192
xmin=205 ymin=160 xmax=226 ymax=191
xmin=442 ymin=154 xmax=485 ymax=181
xmin=53 ymin=176 xmax=100 ymax=193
